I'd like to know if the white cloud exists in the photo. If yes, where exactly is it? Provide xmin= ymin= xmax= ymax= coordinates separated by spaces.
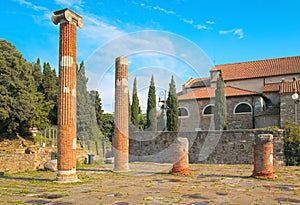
xmin=54 ymin=0 xmax=82 ymax=7
xmin=14 ymin=0 xmax=48 ymax=11
xmin=85 ymin=31 xmax=213 ymax=113
xmin=152 ymin=6 xmax=176 ymax=15
xmin=195 ymin=24 xmax=208 ymax=30
xmin=206 ymin=20 xmax=215 ymax=25
xmin=219 ymin=28 xmax=244 ymax=39
xmin=181 ymin=18 xmax=193 ymax=25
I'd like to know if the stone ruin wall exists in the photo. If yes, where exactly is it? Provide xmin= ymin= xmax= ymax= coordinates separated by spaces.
xmin=129 ymin=129 xmax=285 ymax=165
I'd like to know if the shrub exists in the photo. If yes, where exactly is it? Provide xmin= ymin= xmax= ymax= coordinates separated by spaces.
xmin=283 ymin=121 xmax=300 ymax=166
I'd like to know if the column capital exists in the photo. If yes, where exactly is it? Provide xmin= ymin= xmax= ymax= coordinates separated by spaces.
xmin=52 ymin=8 xmax=84 ymax=28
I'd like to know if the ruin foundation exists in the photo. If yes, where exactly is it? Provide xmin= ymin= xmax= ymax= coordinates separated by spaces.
xmin=170 ymin=137 xmax=191 ymax=175
xmin=252 ymin=134 xmax=277 ymax=179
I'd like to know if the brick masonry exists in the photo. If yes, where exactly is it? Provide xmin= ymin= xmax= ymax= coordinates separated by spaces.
xmin=129 ymin=129 xmax=284 ymax=165
xmin=52 ymin=8 xmax=83 ymax=182
xmin=113 ymin=56 xmax=129 ymax=171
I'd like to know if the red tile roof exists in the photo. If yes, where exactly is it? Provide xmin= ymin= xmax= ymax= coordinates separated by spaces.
xmin=178 ymin=86 xmax=259 ymax=101
xmin=263 ymin=82 xmax=281 ymax=93
xmin=183 ymin=77 xmax=210 ymax=88
xmin=279 ymin=79 xmax=300 ymax=93
xmin=211 ymin=56 xmax=300 ymax=81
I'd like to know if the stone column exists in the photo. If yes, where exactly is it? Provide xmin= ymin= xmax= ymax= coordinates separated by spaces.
xmin=52 ymin=8 xmax=83 ymax=182
xmin=113 ymin=56 xmax=129 ymax=172
xmin=170 ymin=137 xmax=191 ymax=175
xmin=252 ymin=134 xmax=277 ymax=179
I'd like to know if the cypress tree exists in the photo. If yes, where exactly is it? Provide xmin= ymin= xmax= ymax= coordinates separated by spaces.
xmin=146 ymin=75 xmax=157 ymax=131
xmin=89 ymin=90 xmax=104 ymax=131
xmin=41 ymin=62 xmax=58 ymax=125
xmin=77 ymin=61 xmax=92 ymax=140
xmin=77 ymin=61 xmax=102 ymax=143
xmin=214 ymin=71 xmax=227 ymax=130
xmin=32 ymin=58 xmax=43 ymax=89
xmin=166 ymin=76 xmax=179 ymax=131
xmin=131 ymin=77 xmax=140 ymax=129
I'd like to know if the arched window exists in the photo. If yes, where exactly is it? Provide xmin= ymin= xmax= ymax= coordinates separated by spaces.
xmin=234 ymin=102 xmax=252 ymax=114
xmin=202 ymin=104 xmax=215 ymax=115
xmin=178 ymin=107 xmax=189 ymax=118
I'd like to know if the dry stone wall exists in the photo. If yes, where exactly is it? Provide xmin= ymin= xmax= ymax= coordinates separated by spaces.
xmin=129 ymin=129 xmax=284 ymax=165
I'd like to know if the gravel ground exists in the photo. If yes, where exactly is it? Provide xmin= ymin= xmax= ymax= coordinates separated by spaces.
xmin=0 ymin=163 xmax=299 ymax=205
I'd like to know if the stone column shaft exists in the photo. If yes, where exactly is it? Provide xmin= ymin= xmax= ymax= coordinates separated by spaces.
xmin=52 ymin=8 xmax=83 ymax=182
xmin=252 ymin=134 xmax=277 ymax=179
xmin=171 ymin=137 xmax=191 ymax=175
xmin=113 ymin=56 xmax=129 ymax=172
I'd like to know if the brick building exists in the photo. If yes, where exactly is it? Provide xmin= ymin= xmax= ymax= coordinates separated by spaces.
xmin=178 ymin=56 xmax=300 ymax=130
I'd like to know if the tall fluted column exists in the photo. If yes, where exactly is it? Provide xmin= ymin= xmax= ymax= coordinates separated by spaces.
xmin=113 ymin=56 xmax=129 ymax=172
xmin=52 ymin=8 xmax=83 ymax=182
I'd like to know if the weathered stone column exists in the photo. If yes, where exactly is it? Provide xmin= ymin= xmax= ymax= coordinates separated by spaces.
xmin=170 ymin=137 xmax=191 ymax=175
xmin=252 ymin=134 xmax=277 ymax=179
xmin=52 ymin=8 xmax=83 ymax=182
xmin=113 ymin=56 xmax=129 ymax=172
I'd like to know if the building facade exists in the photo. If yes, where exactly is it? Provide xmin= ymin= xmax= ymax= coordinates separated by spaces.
xmin=178 ymin=56 xmax=300 ymax=131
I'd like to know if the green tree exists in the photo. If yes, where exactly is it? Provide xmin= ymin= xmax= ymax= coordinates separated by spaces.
xmin=0 ymin=40 xmax=41 ymax=137
xmin=166 ymin=76 xmax=179 ymax=131
xmin=77 ymin=61 xmax=92 ymax=140
xmin=214 ymin=71 xmax=227 ymax=130
xmin=89 ymin=90 xmax=104 ymax=130
xmin=29 ymin=92 xmax=54 ymax=130
xmin=32 ymin=58 xmax=43 ymax=89
xmin=146 ymin=75 xmax=157 ymax=131
xmin=41 ymin=62 xmax=58 ymax=125
xmin=77 ymin=61 xmax=102 ymax=143
xmin=284 ymin=121 xmax=300 ymax=165
xmin=131 ymin=77 xmax=141 ymax=129
xmin=139 ymin=113 xmax=147 ymax=131
xmin=102 ymin=113 xmax=114 ymax=142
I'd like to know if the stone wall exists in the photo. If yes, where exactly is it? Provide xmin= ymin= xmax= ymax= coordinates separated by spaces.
xmin=280 ymin=93 xmax=300 ymax=127
xmin=179 ymin=96 xmax=258 ymax=131
xmin=0 ymin=148 xmax=51 ymax=173
xmin=129 ymin=129 xmax=284 ymax=165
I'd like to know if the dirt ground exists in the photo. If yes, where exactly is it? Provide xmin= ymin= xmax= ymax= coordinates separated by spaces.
xmin=0 ymin=162 xmax=299 ymax=205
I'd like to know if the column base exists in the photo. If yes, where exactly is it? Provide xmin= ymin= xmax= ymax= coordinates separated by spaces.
xmin=113 ymin=164 xmax=130 ymax=172
xmin=170 ymin=166 xmax=191 ymax=175
xmin=251 ymin=170 xmax=277 ymax=179
xmin=55 ymin=168 xmax=80 ymax=183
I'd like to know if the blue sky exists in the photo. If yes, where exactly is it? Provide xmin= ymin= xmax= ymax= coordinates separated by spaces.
xmin=1 ymin=0 xmax=300 ymax=113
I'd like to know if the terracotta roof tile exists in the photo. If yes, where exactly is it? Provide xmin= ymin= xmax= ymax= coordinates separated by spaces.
xmin=279 ymin=79 xmax=300 ymax=93
xmin=263 ymin=82 xmax=281 ymax=93
xmin=178 ymin=86 xmax=259 ymax=101
xmin=211 ymin=56 xmax=300 ymax=81
xmin=183 ymin=77 xmax=210 ymax=88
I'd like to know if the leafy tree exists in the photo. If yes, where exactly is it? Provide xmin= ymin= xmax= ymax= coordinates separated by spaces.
xmin=131 ymin=77 xmax=141 ymax=130
xmin=139 ymin=113 xmax=147 ymax=131
xmin=77 ymin=61 xmax=102 ymax=144
xmin=284 ymin=121 xmax=300 ymax=165
xmin=41 ymin=62 xmax=58 ymax=125
xmin=102 ymin=113 xmax=114 ymax=142
xmin=0 ymin=39 xmax=43 ymax=137
xmin=77 ymin=61 xmax=92 ymax=140
xmin=89 ymin=90 xmax=104 ymax=130
xmin=214 ymin=71 xmax=227 ymax=130
xmin=146 ymin=75 xmax=157 ymax=131
xmin=29 ymin=92 xmax=54 ymax=130
xmin=166 ymin=76 xmax=179 ymax=131
xmin=32 ymin=58 xmax=43 ymax=89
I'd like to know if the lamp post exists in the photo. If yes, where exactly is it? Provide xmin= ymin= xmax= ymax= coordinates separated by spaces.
xmin=292 ymin=77 xmax=299 ymax=123
xmin=158 ymin=90 xmax=168 ymax=131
